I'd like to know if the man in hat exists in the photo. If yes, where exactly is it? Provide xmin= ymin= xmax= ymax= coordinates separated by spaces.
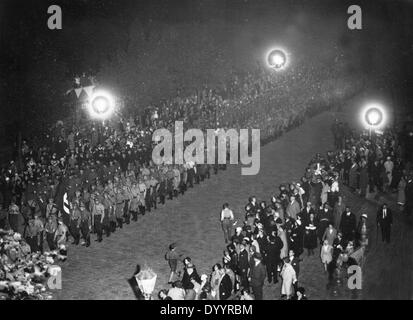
xmin=237 ymin=242 xmax=250 ymax=290
xmin=376 ymin=203 xmax=392 ymax=244
xmin=45 ymin=215 xmax=58 ymax=251
xmin=45 ymin=197 xmax=59 ymax=220
xmin=266 ymin=235 xmax=283 ymax=284
xmin=249 ymin=252 xmax=266 ymax=300
xmin=91 ymin=198 xmax=105 ymax=242
xmin=339 ymin=206 xmax=357 ymax=243
xmin=114 ymin=186 xmax=125 ymax=228
xmin=69 ymin=201 xmax=81 ymax=245
xmin=79 ymin=202 xmax=91 ymax=247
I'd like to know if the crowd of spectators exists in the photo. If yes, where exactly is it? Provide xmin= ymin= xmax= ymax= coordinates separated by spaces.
xmin=0 ymin=60 xmax=364 ymax=299
xmin=157 ymin=121 xmax=413 ymax=300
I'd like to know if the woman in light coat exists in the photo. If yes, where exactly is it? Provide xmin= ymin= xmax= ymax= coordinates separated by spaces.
xmin=280 ymin=258 xmax=297 ymax=299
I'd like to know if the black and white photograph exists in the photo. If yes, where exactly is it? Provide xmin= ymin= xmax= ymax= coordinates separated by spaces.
xmin=0 ymin=0 xmax=412 ymax=305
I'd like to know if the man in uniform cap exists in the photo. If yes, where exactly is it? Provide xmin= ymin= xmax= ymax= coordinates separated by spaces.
xmin=45 ymin=215 xmax=58 ymax=250
xmin=122 ymin=184 xmax=132 ymax=224
xmin=91 ymin=198 xmax=105 ymax=242
xmin=79 ymin=202 xmax=92 ymax=247
xmin=114 ymin=186 xmax=125 ymax=229
xmin=69 ymin=201 xmax=81 ymax=245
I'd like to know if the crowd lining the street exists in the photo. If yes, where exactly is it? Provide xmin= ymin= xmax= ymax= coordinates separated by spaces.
xmin=0 ymin=62 xmax=372 ymax=299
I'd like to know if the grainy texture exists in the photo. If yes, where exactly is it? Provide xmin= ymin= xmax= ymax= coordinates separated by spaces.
xmin=54 ymin=108 xmax=413 ymax=300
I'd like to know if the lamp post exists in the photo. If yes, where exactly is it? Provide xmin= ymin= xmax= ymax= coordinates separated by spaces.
xmin=362 ymin=104 xmax=386 ymax=139
xmin=267 ymin=49 xmax=288 ymax=71
xmin=135 ymin=268 xmax=157 ymax=300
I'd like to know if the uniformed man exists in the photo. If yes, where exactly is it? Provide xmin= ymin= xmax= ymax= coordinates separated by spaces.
xmin=114 ymin=187 xmax=125 ymax=228
xmin=166 ymin=165 xmax=175 ymax=200
xmin=129 ymin=182 xmax=140 ymax=221
xmin=45 ymin=215 xmax=58 ymax=251
xmin=158 ymin=174 xmax=167 ymax=205
xmin=138 ymin=178 xmax=147 ymax=215
xmin=186 ymin=161 xmax=195 ymax=188
xmin=26 ymin=217 xmax=40 ymax=252
xmin=179 ymin=165 xmax=187 ymax=195
xmin=123 ymin=184 xmax=132 ymax=224
xmin=79 ymin=202 xmax=91 ymax=247
xmin=149 ymin=174 xmax=159 ymax=210
xmin=143 ymin=175 xmax=152 ymax=212
xmin=69 ymin=201 xmax=81 ymax=245
xmin=91 ymin=198 xmax=105 ymax=242
xmin=172 ymin=165 xmax=181 ymax=198
xmin=45 ymin=198 xmax=59 ymax=220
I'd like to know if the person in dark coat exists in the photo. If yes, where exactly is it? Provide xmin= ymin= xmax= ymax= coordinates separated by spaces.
xmin=359 ymin=161 xmax=369 ymax=198
xmin=249 ymin=253 xmax=266 ymax=300
xmin=339 ymin=206 xmax=357 ymax=243
xmin=376 ymin=203 xmax=392 ymax=243
xmin=219 ymin=269 xmax=233 ymax=300
xmin=317 ymin=203 xmax=333 ymax=244
xmin=265 ymin=235 xmax=283 ymax=284
xmin=304 ymin=213 xmax=318 ymax=256
xmin=181 ymin=263 xmax=201 ymax=290
xmin=237 ymin=242 xmax=250 ymax=290
xmin=290 ymin=216 xmax=304 ymax=257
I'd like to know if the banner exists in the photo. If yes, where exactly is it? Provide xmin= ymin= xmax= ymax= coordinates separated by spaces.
xmin=83 ymin=85 xmax=95 ymax=98
xmin=74 ymin=88 xmax=83 ymax=98
xmin=63 ymin=192 xmax=70 ymax=214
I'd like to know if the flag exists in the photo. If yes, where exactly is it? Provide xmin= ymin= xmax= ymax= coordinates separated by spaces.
xmin=74 ymin=88 xmax=83 ymax=98
xmin=63 ymin=192 xmax=70 ymax=214
xmin=83 ymin=85 xmax=95 ymax=98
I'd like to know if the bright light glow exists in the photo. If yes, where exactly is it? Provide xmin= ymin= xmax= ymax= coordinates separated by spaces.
xmin=92 ymin=97 xmax=110 ymax=114
xmin=366 ymin=109 xmax=381 ymax=126
xmin=88 ymin=90 xmax=115 ymax=120
xmin=266 ymin=48 xmax=289 ymax=71
xmin=360 ymin=102 xmax=387 ymax=130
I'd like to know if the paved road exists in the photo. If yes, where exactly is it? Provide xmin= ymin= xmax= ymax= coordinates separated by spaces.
xmin=54 ymin=91 xmax=413 ymax=300
xmin=56 ymin=109 xmax=340 ymax=300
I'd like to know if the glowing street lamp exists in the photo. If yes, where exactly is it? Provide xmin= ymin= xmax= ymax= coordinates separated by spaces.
xmin=361 ymin=103 xmax=387 ymax=137
xmin=267 ymin=49 xmax=288 ymax=70
xmin=365 ymin=108 xmax=383 ymax=127
xmin=135 ymin=268 xmax=157 ymax=300
xmin=88 ymin=90 xmax=115 ymax=120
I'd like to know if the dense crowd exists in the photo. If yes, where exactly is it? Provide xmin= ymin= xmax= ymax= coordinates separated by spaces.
xmin=0 ymin=60 xmax=364 ymax=299
xmin=157 ymin=120 xmax=413 ymax=300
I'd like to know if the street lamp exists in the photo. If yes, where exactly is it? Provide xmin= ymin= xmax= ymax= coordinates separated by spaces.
xmin=88 ymin=90 xmax=115 ymax=121
xmin=361 ymin=103 xmax=387 ymax=138
xmin=267 ymin=49 xmax=288 ymax=71
xmin=135 ymin=268 xmax=157 ymax=300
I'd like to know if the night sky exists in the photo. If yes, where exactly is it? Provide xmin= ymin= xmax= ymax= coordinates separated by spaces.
xmin=1 ymin=0 xmax=412 ymax=144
